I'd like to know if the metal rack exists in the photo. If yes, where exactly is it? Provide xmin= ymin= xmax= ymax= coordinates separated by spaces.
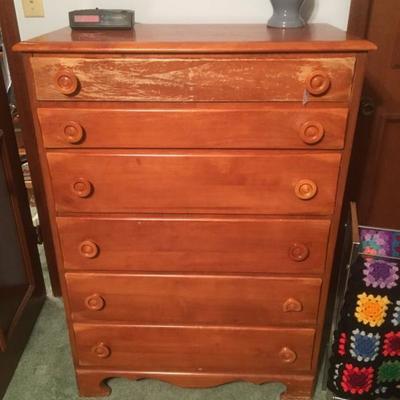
xmin=324 ymin=202 xmax=360 ymax=400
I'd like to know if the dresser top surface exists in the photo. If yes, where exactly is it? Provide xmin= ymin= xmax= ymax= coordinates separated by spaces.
xmin=14 ymin=23 xmax=375 ymax=54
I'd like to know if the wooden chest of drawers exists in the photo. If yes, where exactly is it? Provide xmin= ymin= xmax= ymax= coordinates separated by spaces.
xmin=15 ymin=24 xmax=374 ymax=399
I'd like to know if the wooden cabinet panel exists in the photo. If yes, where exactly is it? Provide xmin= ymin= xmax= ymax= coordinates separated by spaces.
xmin=349 ymin=1 xmax=400 ymax=229
xmin=47 ymin=151 xmax=341 ymax=215
xmin=30 ymin=56 xmax=355 ymax=102
xmin=57 ymin=216 xmax=330 ymax=274
xmin=361 ymin=117 xmax=400 ymax=227
xmin=74 ymin=324 xmax=315 ymax=373
xmin=66 ymin=273 xmax=322 ymax=326
xmin=38 ymin=106 xmax=348 ymax=150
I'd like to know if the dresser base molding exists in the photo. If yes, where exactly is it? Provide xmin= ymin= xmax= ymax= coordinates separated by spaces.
xmin=75 ymin=369 xmax=314 ymax=399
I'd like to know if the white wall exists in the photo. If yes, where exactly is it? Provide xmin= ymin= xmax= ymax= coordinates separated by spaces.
xmin=14 ymin=0 xmax=351 ymax=40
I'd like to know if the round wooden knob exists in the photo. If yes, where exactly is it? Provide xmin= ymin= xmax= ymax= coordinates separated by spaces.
xmin=92 ymin=342 xmax=111 ymax=359
xmin=64 ymin=121 xmax=84 ymax=144
xmin=279 ymin=347 xmax=297 ymax=364
xmin=306 ymin=71 xmax=331 ymax=96
xmin=299 ymin=121 xmax=325 ymax=145
xmin=55 ymin=69 xmax=79 ymax=95
xmin=79 ymin=240 xmax=99 ymax=259
xmin=71 ymin=178 xmax=93 ymax=198
xmin=289 ymin=243 xmax=310 ymax=262
xmin=283 ymin=298 xmax=303 ymax=313
xmin=294 ymin=179 xmax=318 ymax=200
xmin=85 ymin=294 xmax=105 ymax=311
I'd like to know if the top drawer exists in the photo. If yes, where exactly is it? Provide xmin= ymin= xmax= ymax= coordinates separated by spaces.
xmin=30 ymin=56 xmax=355 ymax=102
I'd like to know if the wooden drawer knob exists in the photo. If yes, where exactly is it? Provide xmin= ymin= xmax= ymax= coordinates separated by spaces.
xmin=283 ymin=298 xmax=303 ymax=313
xmin=306 ymin=71 xmax=331 ymax=96
xmin=79 ymin=240 xmax=99 ymax=259
xmin=64 ymin=121 xmax=84 ymax=144
xmin=92 ymin=342 xmax=111 ymax=359
xmin=85 ymin=294 xmax=105 ymax=311
xmin=279 ymin=347 xmax=297 ymax=364
xmin=71 ymin=178 xmax=93 ymax=198
xmin=299 ymin=121 xmax=325 ymax=145
xmin=55 ymin=69 xmax=79 ymax=95
xmin=294 ymin=179 xmax=317 ymax=200
xmin=289 ymin=243 xmax=310 ymax=262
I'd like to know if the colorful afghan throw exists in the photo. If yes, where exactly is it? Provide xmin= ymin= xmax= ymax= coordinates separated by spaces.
xmin=359 ymin=228 xmax=400 ymax=258
xmin=328 ymin=254 xmax=400 ymax=399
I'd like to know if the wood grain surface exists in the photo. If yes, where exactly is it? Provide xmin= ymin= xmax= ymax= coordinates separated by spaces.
xmin=74 ymin=324 xmax=315 ymax=373
xmin=47 ymin=151 xmax=341 ymax=215
xmin=57 ymin=216 xmax=330 ymax=274
xmin=13 ymin=24 xmax=376 ymax=54
xmin=66 ymin=273 xmax=321 ymax=326
xmin=38 ymin=105 xmax=348 ymax=149
xmin=31 ymin=56 xmax=355 ymax=102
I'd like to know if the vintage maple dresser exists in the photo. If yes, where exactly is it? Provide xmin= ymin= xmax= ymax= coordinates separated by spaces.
xmin=14 ymin=24 xmax=374 ymax=399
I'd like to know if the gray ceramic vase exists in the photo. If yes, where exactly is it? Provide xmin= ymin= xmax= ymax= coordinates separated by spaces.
xmin=268 ymin=0 xmax=305 ymax=28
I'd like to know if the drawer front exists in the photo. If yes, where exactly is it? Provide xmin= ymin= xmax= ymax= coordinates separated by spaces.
xmin=31 ymin=56 xmax=355 ymax=102
xmin=58 ymin=216 xmax=330 ymax=274
xmin=38 ymin=106 xmax=348 ymax=150
xmin=66 ymin=273 xmax=322 ymax=326
xmin=47 ymin=151 xmax=341 ymax=215
xmin=74 ymin=324 xmax=315 ymax=373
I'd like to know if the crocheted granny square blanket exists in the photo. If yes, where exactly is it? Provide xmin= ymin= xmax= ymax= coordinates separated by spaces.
xmin=328 ymin=255 xmax=400 ymax=399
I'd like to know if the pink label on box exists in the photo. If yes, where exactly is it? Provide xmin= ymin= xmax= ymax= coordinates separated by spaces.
xmin=74 ymin=15 xmax=100 ymax=23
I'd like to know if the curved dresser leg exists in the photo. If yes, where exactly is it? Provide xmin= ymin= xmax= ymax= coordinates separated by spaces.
xmin=280 ymin=376 xmax=314 ymax=400
xmin=76 ymin=370 xmax=112 ymax=397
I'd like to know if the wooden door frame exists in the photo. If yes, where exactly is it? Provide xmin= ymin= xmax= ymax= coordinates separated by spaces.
xmin=0 ymin=0 xmax=61 ymax=296
xmin=348 ymin=0 xmax=400 ymax=228
xmin=347 ymin=0 xmax=374 ymax=37
xmin=346 ymin=0 xmax=375 ymax=205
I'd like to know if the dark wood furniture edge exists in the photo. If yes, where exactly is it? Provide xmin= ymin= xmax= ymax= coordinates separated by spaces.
xmin=0 ymin=295 xmax=44 ymax=398
xmin=0 ymin=328 xmax=6 ymax=352
xmin=347 ymin=0 xmax=374 ymax=38
xmin=0 ymin=7 xmax=46 ymax=391
xmin=76 ymin=368 xmax=314 ymax=399
xmin=350 ymin=201 xmax=360 ymax=245
xmin=13 ymin=40 xmax=376 ymax=54
xmin=0 ymin=5 xmax=45 ymax=302
xmin=0 ymin=28 xmax=46 ymax=313
xmin=360 ymin=113 xmax=400 ymax=221
xmin=0 ymin=0 xmax=61 ymax=296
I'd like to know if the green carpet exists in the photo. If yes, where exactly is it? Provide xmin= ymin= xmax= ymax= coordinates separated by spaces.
xmin=3 ymin=251 xmax=327 ymax=400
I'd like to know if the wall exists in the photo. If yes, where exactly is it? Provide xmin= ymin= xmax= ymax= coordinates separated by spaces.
xmin=14 ymin=0 xmax=351 ymax=40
